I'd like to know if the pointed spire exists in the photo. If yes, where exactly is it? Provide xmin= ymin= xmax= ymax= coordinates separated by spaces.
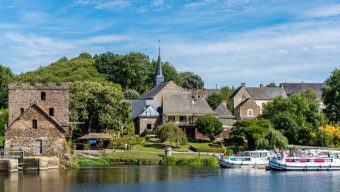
xmin=155 ymin=39 xmax=164 ymax=86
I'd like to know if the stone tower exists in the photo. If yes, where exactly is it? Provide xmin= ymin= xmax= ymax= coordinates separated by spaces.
xmin=155 ymin=40 xmax=164 ymax=86
xmin=8 ymin=83 xmax=69 ymax=129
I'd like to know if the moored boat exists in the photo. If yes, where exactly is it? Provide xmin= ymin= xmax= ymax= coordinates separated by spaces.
xmin=219 ymin=150 xmax=271 ymax=169
xmin=269 ymin=151 xmax=340 ymax=171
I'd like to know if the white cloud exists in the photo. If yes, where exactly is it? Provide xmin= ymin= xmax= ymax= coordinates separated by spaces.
xmin=304 ymin=4 xmax=340 ymax=18
xmin=76 ymin=0 xmax=130 ymax=10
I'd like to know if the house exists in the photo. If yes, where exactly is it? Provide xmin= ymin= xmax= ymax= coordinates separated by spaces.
xmin=214 ymin=101 xmax=237 ymax=128
xmin=5 ymin=83 xmax=69 ymax=157
xmin=129 ymin=47 xmax=235 ymax=139
xmin=230 ymin=83 xmax=287 ymax=119
xmin=128 ymin=99 xmax=161 ymax=134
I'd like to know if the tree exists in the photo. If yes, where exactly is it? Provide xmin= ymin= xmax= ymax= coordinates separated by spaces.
xmin=317 ymin=125 xmax=340 ymax=147
xmin=0 ymin=109 xmax=8 ymax=136
xmin=232 ymin=119 xmax=272 ymax=149
xmin=148 ymin=60 xmax=182 ymax=87
xmin=262 ymin=93 xmax=327 ymax=145
xmin=196 ymin=114 xmax=223 ymax=141
xmin=123 ymin=89 xmax=141 ymax=100
xmin=154 ymin=123 xmax=187 ymax=147
xmin=206 ymin=92 xmax=224 ymax=110
xmin=0 ymin=66 xmax=14 ymax=108
xmin=266 ymin=82 xmax=277 ymax=87
xmin=178 ymin=72 xmax=204 ymax=89
xmin=322 ymin=69 xmax=340 ymax=124
xmin=70 ymin=81 xmax=131 ymax=135
xmin=256 ymin=128 xmax=288 ymax=149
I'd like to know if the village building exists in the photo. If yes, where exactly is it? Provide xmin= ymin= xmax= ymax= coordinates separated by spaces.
xmin=230 ymin=83 xmax=287 ymax=119
xmin=129 ymin=47 xmax=235 ymax=139
xmin=5 ymin=83 xmax=69 ymax=157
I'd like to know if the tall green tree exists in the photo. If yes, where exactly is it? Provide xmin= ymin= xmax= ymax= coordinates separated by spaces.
xmin=256 ymin=128 xmax=288 ymax=149
xmin=178 ymin=72 xmax=204 ymax=89
xmin=0 ymin=109 xmax=8 ymax=136
xmin=207 ymin=86 xmax=235 ymax=110
xmin=196 ymin=114 xmax=223 ymax=141
xmin=262 ymin=93 xmax=327 ymax=145
xmin=266 ymin=82 xmax=278 ymax=87
xmin=154 ymin=123 xmax=187 ymax=147
xmin=70 ymin=81 xmax=131 ymax=135
xmin=322 ymin=69 xmax=340 ymax=124
xmin=123 ymin=89 xmax=141 ymax=100
xmin=0 ymin=65 xmax=14 ymax=108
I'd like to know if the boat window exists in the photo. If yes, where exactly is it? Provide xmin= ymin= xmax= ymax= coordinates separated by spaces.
xmin=306 ymin=159 xmax=314 ymax=163
xmin=325 ymin=159 xmax=333 ymax=162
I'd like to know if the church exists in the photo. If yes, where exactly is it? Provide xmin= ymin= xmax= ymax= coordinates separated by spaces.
xmin=128 ymin=47 xmax=236 ymax=139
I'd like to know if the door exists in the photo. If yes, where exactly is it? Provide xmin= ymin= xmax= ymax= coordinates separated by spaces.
xmin=35 ymin=140 xmax=42 ymax=155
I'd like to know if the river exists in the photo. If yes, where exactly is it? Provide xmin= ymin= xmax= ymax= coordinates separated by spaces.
xmin=1 ymin=166 xmax=339 ymax=192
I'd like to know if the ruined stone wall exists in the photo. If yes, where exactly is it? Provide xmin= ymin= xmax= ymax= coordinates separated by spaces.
xmin=5 ymin=106 xmax=66 ymax=157
xmin=8 ymin=83 xmax=69 ymax=127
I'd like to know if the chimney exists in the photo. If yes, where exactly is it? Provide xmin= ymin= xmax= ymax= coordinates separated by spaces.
xmin=260 ymin=84 xmax=264 ymax=88
xmin=221 ymin=100 xmax=227 ymax=108
xmin=193 ymin=88 xmax=198 ymax=98
xmin=202 ymin=88 xmax=207 ymax=97
xmin=241 ymin=83 xmax=246 ymax=87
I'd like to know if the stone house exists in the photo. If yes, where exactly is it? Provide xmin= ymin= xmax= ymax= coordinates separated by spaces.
xmin=230 ymin=83 xmax=287 ymax=119
xmin=5 ymin=83 xmax=69 ymax=157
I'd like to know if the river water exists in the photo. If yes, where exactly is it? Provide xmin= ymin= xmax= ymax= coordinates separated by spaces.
xmin=1 ymin=166 xmax=339 ymax=192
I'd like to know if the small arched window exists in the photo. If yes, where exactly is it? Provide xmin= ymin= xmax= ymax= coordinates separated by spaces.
xmin=247 ymin=109 xmax=253 ymax=117
xmin=20 ymin=108 xmax=24 ymax=114
xmin=41 ymin=92 xmax=46 ymax=100
xmin=32 ymin=119 xmax=37 ymax=129
xmin=49 ymin=108 xmax=54 ymax=116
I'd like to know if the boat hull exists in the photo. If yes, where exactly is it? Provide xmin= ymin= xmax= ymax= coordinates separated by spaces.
xmin=219 ymin=159 xmax=268 ymax=169
xmin=269 ymin=160 xmax=340 ymax=171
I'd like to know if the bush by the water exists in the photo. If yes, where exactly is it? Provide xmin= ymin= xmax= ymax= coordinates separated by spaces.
xmin=165 ymin=156 xmax=218 ymax=167
xmin=189 ymin=145 xmax=225 ymax=153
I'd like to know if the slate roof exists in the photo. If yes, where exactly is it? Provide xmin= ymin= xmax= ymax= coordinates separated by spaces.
xmin=214 ymin=103 xmax=235 ymax=119
xmin=246 ymin=87 xmax=287 ymax=100
xmin=128 ymin=99 xmax=160 ymax=118
xmin=163 ymin=92 xmax=216 ymax=115
xmin=142 ymin=81 xmax=170 ymax=99
xmin=280 ymin=83 xmax=324 ymax=97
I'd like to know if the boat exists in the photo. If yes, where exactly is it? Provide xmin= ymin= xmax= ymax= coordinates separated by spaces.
xmin=269 ymin=150 xmax=340 ymax=171
xmin=219 ymin=150 xmax=271 ymax=169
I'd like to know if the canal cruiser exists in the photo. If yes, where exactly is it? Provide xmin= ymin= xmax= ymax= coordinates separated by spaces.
xmin=269 ymin=150 xmax=340 ymax=171
xmin=219 ymin=150 xmax=271 ymax=169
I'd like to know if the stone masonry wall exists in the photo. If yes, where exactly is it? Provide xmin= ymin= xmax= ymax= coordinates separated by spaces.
xmin=5 ymin=106 xmax=66 ymax=157
xmin=154 ymin=81 xmax=183 ymax=106
xmin=138 ymin=117 xmax=159 ymax=134
xmin=8 ymin=83 xmax=69 ymax=127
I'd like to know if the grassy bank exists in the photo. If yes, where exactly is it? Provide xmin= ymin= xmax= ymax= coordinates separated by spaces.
xmin=165 ymin=156 xmax=219 ymax=167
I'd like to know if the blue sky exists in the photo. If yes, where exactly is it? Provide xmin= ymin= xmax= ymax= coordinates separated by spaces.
xmin=0 ymin=0 xmax=340 ymax=88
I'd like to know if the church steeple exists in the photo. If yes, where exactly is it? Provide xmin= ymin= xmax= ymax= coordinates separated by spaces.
xmin=155 ymin=39 xmax=164 ymax=86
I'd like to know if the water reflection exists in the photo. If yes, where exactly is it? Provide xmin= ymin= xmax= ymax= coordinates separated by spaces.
xmin=1 ymin=166 xmax=340 ymax=192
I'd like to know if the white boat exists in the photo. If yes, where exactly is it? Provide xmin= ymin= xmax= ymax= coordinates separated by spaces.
xmin=219 ymin=150 xmax=271 ymax=169
xmin=269 ymin=151 xmax=340 ymax=171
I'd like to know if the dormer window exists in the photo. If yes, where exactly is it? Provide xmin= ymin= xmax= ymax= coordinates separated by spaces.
xmin=146 ymin=109 xmax=151 ymax=116
xmin=49 ymin=108 xmax=54 ymax=116
xmin=32 ymin=119 xmax=37 ymax=129
xmin=20 ymin=108 xmax=24 ymax=114
xmin=41 ymin=92 xmax=46 ymax=100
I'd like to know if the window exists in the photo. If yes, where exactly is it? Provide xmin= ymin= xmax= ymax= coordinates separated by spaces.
xmin=41 ymin=92 xmax=46 ymax=100
xmin=49 ymin=108 xmax=54 ymax=116
xmin=20 ymin=108 xmax=24 ymax=114
xmin=145 ymin=109 xmax=151 ymax=116
xmin=32 ymin=119 xmax=37 ymax=129
xmin=147 ymin=124 xmax=152 ymax=130
xmin=247 ymin=109 xmax=253 ymax=117
xmin=168 ymin=116 xmax=175 ymax=122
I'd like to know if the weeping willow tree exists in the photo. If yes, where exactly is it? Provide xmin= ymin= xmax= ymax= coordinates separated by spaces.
xmin=154 ymin=123 xmax=187 ymax=147
xmin=256 ymin=128 xmax=288 ymax=149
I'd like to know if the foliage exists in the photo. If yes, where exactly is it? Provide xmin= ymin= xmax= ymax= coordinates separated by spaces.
xmin=189 ymin=145 xmax=225 ymax=153
xmin=255 ymin=128 xmax=288 ymax=149
xmin=206 ymin=86 xmax=235 ymax=111
xmin=15 ymin=53 xmax=107 ymax=84
xmin=70 ymin=81 xmax=131 ymax=135
xmin=266 ymin=82 xmax=277 ymax=87
xmin=196 ymin=114 xmax=223 ymax=141
xmin=165 ymin=156 xmax=218 ymax=167
xmin=154 ymin=123 xmax=187 ymax=147
xmin=317 ymin=125 xmax=340 ymax=147
xmin=322 ymin=68 xmax=340 ymax=124
xmin=0 ymin=65 xmax=14 ymax=108
xmin=178 ymin=72 xmax=204 ymax=89
xmin=262 ymin=93 xmax=327 ymax=145
xmin=123 ymin=89 xmax=141 ymax=100
xmin=232 ymin=119 xmax=273 ymax=149
xmin=0 ymin=109 xmax=8 ymax=136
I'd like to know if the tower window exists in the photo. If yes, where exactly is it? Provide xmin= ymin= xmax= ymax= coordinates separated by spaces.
xmin=32 ymin=119 xmax=37 ymax=129
xmin=41 ymin=92 xmax=46 ymax=100
xmin=20 ymin=108 xmax=24 ymax=114
xmin=49 ymin=108 xmax=54 ymax=116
